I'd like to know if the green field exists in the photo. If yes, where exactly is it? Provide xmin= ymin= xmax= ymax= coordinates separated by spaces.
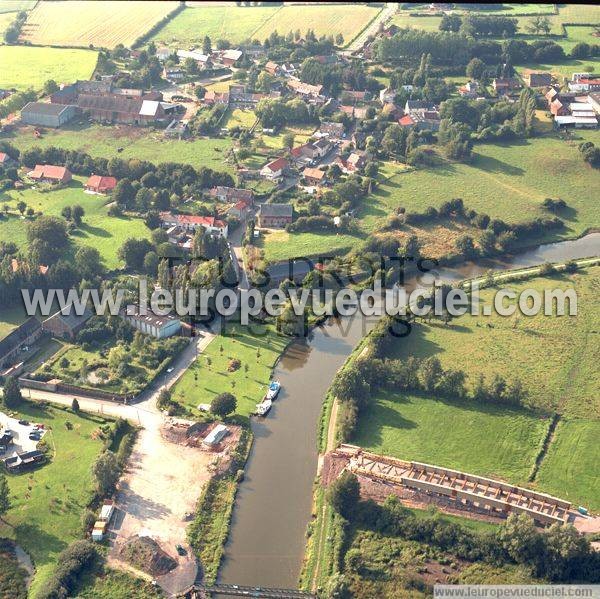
xmin=224 ymin=108 xmax=256 ymax=129
xmin=170 ymin=321 xmax=289 ymax=417
xmin=252 ymin=4 xmax=381 ymax=45
xmin=0 ymin=177 xmax=151 ymax=269
xmin=535 ymin=419 xmax=600 ymax=511
xmin=149 ymin=5 xmax=278 ymax=47
xmin=388 ymin=267 xmax=600 ymax=418
xmin=353 ymin=391 xmax=549 ymax=484
xmin=7 ymin=123 xmax=234 ymax=174
xmin=0 ymin=403 xmax=114 ymax=595
xmin=0 ymin=46 xmax=98 ymax=91
xmin=0 ymin=306 xmax=28 ymax=339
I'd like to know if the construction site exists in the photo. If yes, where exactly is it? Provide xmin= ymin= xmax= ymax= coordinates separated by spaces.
xmin=323 ymin=445 xmax=573 ymax=527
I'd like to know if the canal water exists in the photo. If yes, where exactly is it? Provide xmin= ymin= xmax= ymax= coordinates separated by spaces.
xmin=219 ymin=233 xmax=600 ymax=589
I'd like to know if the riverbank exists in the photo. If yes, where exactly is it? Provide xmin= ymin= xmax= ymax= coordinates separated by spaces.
xmin=302 ymin=254 xmax=600 ymax=593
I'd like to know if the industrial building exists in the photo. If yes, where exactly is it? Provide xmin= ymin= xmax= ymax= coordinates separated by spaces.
xmin=21 ymin=102 xmax=77 ymax=128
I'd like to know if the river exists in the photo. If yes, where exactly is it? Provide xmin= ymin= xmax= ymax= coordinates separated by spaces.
xmin=219 ymin=233 xmax=600 ymax=589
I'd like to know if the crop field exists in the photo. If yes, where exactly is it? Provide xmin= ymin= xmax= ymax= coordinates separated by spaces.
xmin=8 ymin=123 xmax=234 ymax=173
xmin=149 ymin=5 xmax=278 ymax=47
xmin=372 ymin=136 xmax=600 ymax=241
xmin=252 ymin=4 xmax=381 ymax=44
xmin=20 ymin=0 xmax=178 ymax=48
xmin=0 ymin=178 xmax=150 ymax=269
xmin=170 ymin=321 xmax=289 ymax=418
xmin=0 ymin=403 xmax=113 ymax=595
xmin=0 ymin=11 xmax=14 ymax=36
xmin=534 ymin=419 xmax=600 ymax=511
xmin=0 ymin=46 xmax=97 ymax=91
xmin=352 ymin=391 xmax=548 ymax=484
xmin=387 ymin=267 xmax=600 ymax=418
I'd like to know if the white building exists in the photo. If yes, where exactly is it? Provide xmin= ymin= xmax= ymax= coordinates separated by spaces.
xmin=121 ymin=306 xmax=182 ymax=339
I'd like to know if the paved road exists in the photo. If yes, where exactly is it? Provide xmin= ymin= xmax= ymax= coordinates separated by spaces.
xmin=344 ymin=3 xmax=397 ymax=54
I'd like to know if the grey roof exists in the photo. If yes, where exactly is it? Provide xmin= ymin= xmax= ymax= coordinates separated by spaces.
xmin=0 ymin=317 xmax=41 ymax=360
xmin=22 ymin=102 xmax=73 ymax=116
xmin=259 ymin=203 xmax=293 ymax=217
xmin=44 ymin=305 xmax=93 ymax=331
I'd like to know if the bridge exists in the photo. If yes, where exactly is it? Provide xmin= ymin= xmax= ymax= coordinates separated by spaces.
xmin=180 ymin=582 xmax=316 ymax=599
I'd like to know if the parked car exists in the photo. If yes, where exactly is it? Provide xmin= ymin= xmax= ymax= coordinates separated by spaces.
xmin=175 ymin=544 xmax=187 ymax=556
xmin=18 ymin=420 xmax=29 ymax=426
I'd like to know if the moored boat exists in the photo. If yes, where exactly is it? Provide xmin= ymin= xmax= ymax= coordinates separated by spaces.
xmin=266 ymin=380 xmax=281 ymax=400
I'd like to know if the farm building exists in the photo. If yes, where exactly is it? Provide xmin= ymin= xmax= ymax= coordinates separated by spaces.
xmin=77 ymin=94 xmax=181 ymax=125
xmin=159 ymin=212 xmax=228 ymax=237
xmin=209 ymin=186 xmax=253 ymax=204
xmin=526 ymin=72 xmax=552 ymax=88
xmin=42 ymin=304 xmax=93 ymax=340
xmin=120 ymin=305 xmax=182 ymax=339
xmin=257 ymin=203 xmax=293 ymax=228
xmin=220 ymin=49 xmax=243 ymax=67
xmin=21 ymin=102 xmax=76 ymax=128
xmin=28 ymin=164 xmax=72 ymax=184
xmin=85 ymin=175 xmax=117 ymax=193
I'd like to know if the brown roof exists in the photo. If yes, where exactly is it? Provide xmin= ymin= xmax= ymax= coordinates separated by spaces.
xmin=86 ymin=175 xmax=117 ymax=191
xmin=29 ymin=164 xmax=70 ymax=181
xmin=77 ymin=94 xmax=142 ymax=116
xmin=264 ymin=157 xmax=289 ymax=172
xmin=302 ymin=167 xmax=325 ymax=181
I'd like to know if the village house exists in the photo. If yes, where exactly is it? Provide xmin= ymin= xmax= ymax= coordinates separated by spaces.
xmin=317 ymin=121 xmax=345 ymax=139
xmin=220 ymin=49 xmax=243 ymax=67
xmin=337 ymin=150 xmax=367 ymax=174
xmin=398 ymin=114 xmax=416 ymax=129
xmin=42 ymin=305 xmax=93 ymax=340
xmin=204 ymin=90 xmax=230 ymax=106
xmin=257 ymin=203 xmax=293 ymax=228
xmin=156 ymin=47 xmax=172 ymax=61
xmin=85 ymin=175 xmax=117 ymax=194
xmin=165 ymin=225 xmax=194 ymax=252
xmin=492 ymin=78 xmax=520 ymax=95
xmin=21 ymin=102 xmax=77 ymax=128
xmin=568 ymin=74 xmax=600 ymax=93
xmin=526 ymin=72 xmax=552 ymax=88
xmin=159 ymin=212 xmax=228 ymax=237
xmin=265 ymin=61 xmax=281 ymax=76
xmin=343 ymin=90 xmax=369 ymax=104
xmin=163 ymin=66 xmax=185 ymax=81
xmin=228 ymin=199 xmax=252 ymax=219
xmin=379 ymin=87 xmax=396 ymax=105
xmin=404 ymin=99 xmax=441 ymax=131
xmin=28 ymin=164 xmax=72 ymax=184
xmin=209 ymin=186 xmax=253 ymax=204
xmin=312 ymin=137 xmax=332 ymax=158
xmin=260 ymin=157 xmax=289 ymax=180
xmin=286 ymin=79 xmax=323 ymax=98
xmin=302 ymin=167 xmax=326 ymax=186
xmin=290 ymin=143 xmax=316 ymax=165
xmin=458 ymin=81 xmax=479 ymax=98
xmin=177 ymin=49 xmax=210 ymax=66
xmin=121 ymin=305 xmax=182 ymax=339
xmin=0 ymin=317 xmax=43 ymax=369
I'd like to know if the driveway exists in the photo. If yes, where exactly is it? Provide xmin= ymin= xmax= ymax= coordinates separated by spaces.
xmin=0 ymin=412 xmax=46 ymax=455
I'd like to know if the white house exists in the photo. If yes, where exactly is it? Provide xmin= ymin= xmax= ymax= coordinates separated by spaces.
xmin=159 ymin=212 xmax=228 ymax=237
xmin=260 ymin=156 xmax=289 ymax=180
xmin=121 ymin=305 xmax=182 ymax=339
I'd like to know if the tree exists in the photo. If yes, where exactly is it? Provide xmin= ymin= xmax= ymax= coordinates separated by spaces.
xmin=331 ymin=368 xmax=370 ymax=408
xmin=71 ymin=398 xmax=80 ymax=413
xmin=75 ymin=246 xmax=104 ymax=279
xmin=282 ymin=132 xmax=295 ymax=150
xmin=527 ymin=15 xmax=551 ymax=36
xmin=327 ymin=471 xmax=360 ymax=518
xmin=455 ymin=234 xmax=477 ymax=259
xmin=143 ymin=250 xmax=159 ymax=276
xmin=17 ymin=200 xmax=27 ymax=215
xmin=210 ymin=392 xmax=237 ymax=418
xmin=43 ymin=79 xmax=59 ymax=95
xmin=499 ymin=513 xmax=544 ymax=565
xmin=335 ymin=33 xmax=344 ymax=46
xmin=2 ymin=376 xmax=22 ymax=409
xmin=27 ymin=215 xmax=69 ymax=255
xmin=202 ymin=35 xmax=212 ymax=55
xmin=71 ymin=204 xmax=85 ymax=226
xmin=0 ymin=474 xmax=10 ymax=523
xmin=466 ymin=57 xmax=485 ymax=80
xmin=91 ymin=450 xmax=120 ymax=496
xmin=118 ymin=238 xmax=154 ymax=271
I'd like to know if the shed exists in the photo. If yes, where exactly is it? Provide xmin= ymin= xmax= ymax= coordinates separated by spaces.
xmin=99 ymin=502 xmax=115 ymax=522
xmin=203 ymin=424 xmax=229 ymax=447
xmin=21 ymin=102 xmax=76 ymax=128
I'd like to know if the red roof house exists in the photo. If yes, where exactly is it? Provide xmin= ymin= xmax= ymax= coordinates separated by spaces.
xmin=398 ymin=114 xmax=416 ymax=128
xmin=28 ymin=164 xmax=72 ymax=184
xmin=85 ymin=175 xmax=117 ymax=193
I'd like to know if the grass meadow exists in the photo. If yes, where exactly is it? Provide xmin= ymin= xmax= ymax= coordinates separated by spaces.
xmin=170 ymin=321 xmax=289 ymax=418
xmin=0 ymin=177 xmax=150 ymax=269
xmin=0 ymin=46 xmax=98 ymax=91
xmin=352 ymin=391 xmax=549 ymax=486
xmin=8 ymin=123 xmax=234 ymax=174
xmin=0 ymin=403 xmax=114 ymax=595
xmin=20 ymin=1 xmax=178 ymax=48
xmin=353 ymin=267 xmax=600 ymax=509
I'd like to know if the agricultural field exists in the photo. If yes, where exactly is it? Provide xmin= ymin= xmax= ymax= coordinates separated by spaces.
xmin=386 ymin=266 xmax=600 ymax=418
xmin=0 ymin=403 xmax=115 ymax=595
xmin=170 ymin=321 xmax=289 ymax=418
xmin=515 ymin=56 xmax=600 ymax=83
xmin=7 ymin=123 xmax=234 ymax=174
xmin=352 ymin=391 xmax=549 ymax=485
xmin=0 ymin=46 xmax=98 ymax=91
xmin=0 ymin=177 xmax=151 ymax=269
xmin=148 ymin=5 xmax=278 ymax=47
xmin=0 ymin=11 xmax=14 ymax=37
xmin=19 ymin=0 xmax=178 ymax=49
xmin=252 ymin=4 xmax=382 ymax=45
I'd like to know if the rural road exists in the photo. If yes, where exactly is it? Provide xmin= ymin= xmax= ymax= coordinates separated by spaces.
xmin=344 ymin=3 xmax=397 ymax=54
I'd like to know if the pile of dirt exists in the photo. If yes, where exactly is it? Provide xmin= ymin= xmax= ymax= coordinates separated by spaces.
xmin=119 ymin=535 xmax=177 ymax=576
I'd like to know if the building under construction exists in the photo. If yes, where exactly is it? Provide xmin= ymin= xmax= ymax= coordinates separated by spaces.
xmin=334 ymin=445 xmax=571 ymax=526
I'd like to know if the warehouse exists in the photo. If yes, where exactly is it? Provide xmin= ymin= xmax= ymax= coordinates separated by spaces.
xmin=21 ymin=102 xmax=77 ymax=128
